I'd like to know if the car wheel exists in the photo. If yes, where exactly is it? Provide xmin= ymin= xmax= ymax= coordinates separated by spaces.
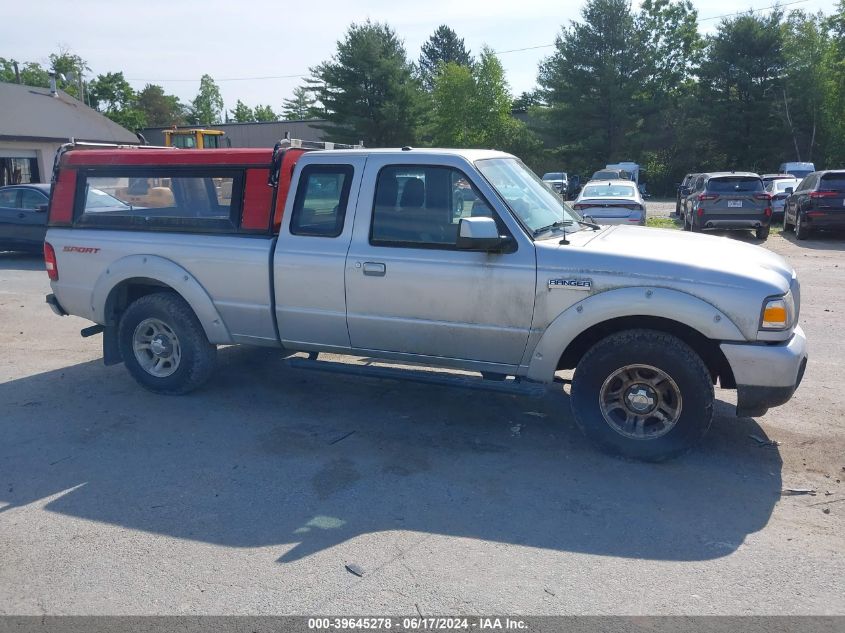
xmin=755 ymin=225 xmax=770 ymax=240
xmin=795 ymin=212 xmax=810 ymax=240
xmin=118 ymin=291 xmax=217 ymax=394
xmin=689 ymin=216 xmax=701 ymax=232
xmin=783 ymin=210 xmax=793 ymax=232
xmin=570 ymin=329 xmax=714 ymax=461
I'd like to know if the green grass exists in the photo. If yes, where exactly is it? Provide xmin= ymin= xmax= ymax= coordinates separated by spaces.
xmin=646 ymin=216 xmax=683 ymax=230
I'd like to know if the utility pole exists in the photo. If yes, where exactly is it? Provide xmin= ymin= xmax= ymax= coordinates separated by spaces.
xmin=12 ymin=61 xmax=20 ymax=84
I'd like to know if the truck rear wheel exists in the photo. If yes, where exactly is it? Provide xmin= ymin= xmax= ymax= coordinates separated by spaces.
xmin=570 ymin=329 xmax=714 ymax=461
xmin=118 ymin=292 xmax=217 ymax=394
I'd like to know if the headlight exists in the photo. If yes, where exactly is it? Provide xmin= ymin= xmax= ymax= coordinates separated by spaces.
xmin=760 ymin=291 xmax=794 ymax=330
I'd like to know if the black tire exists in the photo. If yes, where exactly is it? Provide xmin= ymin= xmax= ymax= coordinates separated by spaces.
xmin=783 ymin=210 xmax=793 ymax=232
xmin=570 ymin=329 xmax=714 ymax=461
xmin=689 ymin=216 xmax=701 ymax=232
xmin=755 ymin=225 xmax=770 ymax=240
xmin=795 ymin=212 xmax=810 ymax=240
xmin=118 ymin=292 xmax=217 ymax=394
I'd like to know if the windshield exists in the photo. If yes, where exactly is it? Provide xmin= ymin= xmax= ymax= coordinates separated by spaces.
xmin=476 ymin=158 xmax=582 ymax=236
xmin=582 ymin=183 xmax=636 ymax=198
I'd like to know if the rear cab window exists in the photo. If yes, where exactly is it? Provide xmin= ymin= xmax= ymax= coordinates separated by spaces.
xmin=289 ymin=165 xmax=353 ymax=237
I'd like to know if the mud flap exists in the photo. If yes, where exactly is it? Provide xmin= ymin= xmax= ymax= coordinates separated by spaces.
xmin=103 ymin=324 xmax=122 ymax=366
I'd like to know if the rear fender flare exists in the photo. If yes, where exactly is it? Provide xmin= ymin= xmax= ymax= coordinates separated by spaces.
xmin=90 ymin=254 xmax=233 ymax=344
xmin=524 ymin=287 xmax=745 ymax=383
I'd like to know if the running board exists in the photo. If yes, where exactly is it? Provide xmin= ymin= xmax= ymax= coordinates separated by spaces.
xmin=286 ymin=357 xmax=548 ymax=398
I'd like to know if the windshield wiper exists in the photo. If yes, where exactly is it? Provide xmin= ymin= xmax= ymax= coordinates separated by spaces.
xmin=576 ymin=219 xmax=602 ymax=230
xmin=533 ymin=220 xmax=572 ymax=236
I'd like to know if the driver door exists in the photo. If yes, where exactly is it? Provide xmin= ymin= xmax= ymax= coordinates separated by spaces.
xmin=344 ymin=157 xmax=536 ymax=369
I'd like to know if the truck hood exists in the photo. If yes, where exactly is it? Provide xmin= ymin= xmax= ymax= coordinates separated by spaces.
xmin=535 ymin=225 xmax=798 ymax=341
xmin=539 ymin=225 xmax=795 ymax=299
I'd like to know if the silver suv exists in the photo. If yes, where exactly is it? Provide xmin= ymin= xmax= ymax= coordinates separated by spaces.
xmin=684 ymin=173 xmax=772 ymax=240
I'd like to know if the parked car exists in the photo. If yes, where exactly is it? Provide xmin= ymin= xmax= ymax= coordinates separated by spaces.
xmin=683 ymin=172 xmax=772 ymax=240
xmin=43 ymin=142 xmax=807 ymax=461
xmin=679 ymin=173 xmax=706 ymax=221
xmin=765 ymin=177 xmax=800 ymax=222
xmin=675 ymin=173 xmax=699 ymax=216
xmin=0 ymin=183 xmax=51 ymax=253
xmin=572 ymin=179 xmax=646 ymax=225
xmin=542 ymin=172 xmax=569 ymax=197
xmin=779 ymin=162 xmax=816 ymax=179
xmin=784 ymin=170 xmax=845 ymax=239
xmin=590 ymin=168 xmax=630 ymax=182
xmin=762 ymin=173 xmax=794 ymax=189
xmin=567 ymin=174 xmax=582 ymax=199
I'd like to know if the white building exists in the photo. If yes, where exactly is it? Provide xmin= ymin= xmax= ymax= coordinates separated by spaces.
xmin=0 ymin=81 xmax=137 ymax=186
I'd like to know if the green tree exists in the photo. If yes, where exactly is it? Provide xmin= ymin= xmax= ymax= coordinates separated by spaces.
xmin=49 ymin=48 xmax=90 ymax=100
xmin=252 ymin=104 xmax=277 ymax=122
xmin=88 ymin=71 xmax=146 ymax=130
xmin=418 ymin=25 xmax=473 ymax=90
xmin=136 ymin=84 xmax=186 ymax=127
xmin=780 ymin=10 xmax=831 ymax=162
xmin=310 ymin=21 xmax=422 ymax=146
xmin=188 ymin=74 xmax=224 ymax=125
xmin=281 ymin=86 xmax=317 ymax=120
xmin=230 ymin=99 xmax=255 ymax=122
xmin=0 ymin=58 xmax=50 ymax=87
xmin=821 ymin=1 xmax=845 ymax=165
xmin=698 ymin=11 xmax=786 ymax=171
xmin=538 ymin=0 xmax=644 ymax=168
xmin=430 ymin=48 xmax=540 ymax=157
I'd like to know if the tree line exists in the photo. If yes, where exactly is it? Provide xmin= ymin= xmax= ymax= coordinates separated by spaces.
xmin=3 ymin=0 xmax=844 ymax=195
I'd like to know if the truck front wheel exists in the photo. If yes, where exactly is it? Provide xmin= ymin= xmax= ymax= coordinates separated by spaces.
xmin=571 ymin=329 xmax=714 ymax=461
xmin=118 ymin=292 xmax=217 ymax=394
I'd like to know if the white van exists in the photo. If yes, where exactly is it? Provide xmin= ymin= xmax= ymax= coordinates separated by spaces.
xmin=779 ymin=162 xmax=815 ymax=179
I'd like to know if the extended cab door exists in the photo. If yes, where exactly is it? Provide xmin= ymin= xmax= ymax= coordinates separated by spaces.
xmin=344 ymin=154 xmax=536 ymax=370
xmin=273 ymin=154 xmax=367 ymax=349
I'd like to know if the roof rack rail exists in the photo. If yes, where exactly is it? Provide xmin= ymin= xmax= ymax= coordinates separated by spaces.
xmin=278 ymin=133 xmax=364 ymax=151
xmin=51 ymin=137 xmax=175 ymax=182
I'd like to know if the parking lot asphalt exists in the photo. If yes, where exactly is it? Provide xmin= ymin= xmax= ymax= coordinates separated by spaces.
xmin=0 ymin=230 xmax=843 ymax=615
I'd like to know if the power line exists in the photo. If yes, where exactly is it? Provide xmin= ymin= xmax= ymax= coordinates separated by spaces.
xmin=698 ymin=0 xmax=809 ymax=22
xmin=123 ymin=0 xmax=814 ymax=84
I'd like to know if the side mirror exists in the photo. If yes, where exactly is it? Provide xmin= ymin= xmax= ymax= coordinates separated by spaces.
xmin=785 ymin=187 xmax=794 ymax=194
xmin=37 ymin=203 xmax=48 ymax=212
xmin=456 ymin=217 xmax=510 ymax=252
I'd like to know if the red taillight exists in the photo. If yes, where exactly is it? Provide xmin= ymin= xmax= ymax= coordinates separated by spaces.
xmin=44 ymin=242 xmax=58 ymax=281
xmin=698 ymin=193 xmax=717 ymax=201
xmin=697 ymin=207 xmax=705 ymax=216
xmin=810 ymin=190 xmax=839 ymax=199
xmin=764 ymin=207 xmax=772 ymax=217
xmin=754 ymin=193 xmax=772 ymax=201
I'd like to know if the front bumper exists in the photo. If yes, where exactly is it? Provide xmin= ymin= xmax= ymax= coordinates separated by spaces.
xmin=720 ymin=326 xmax=808 ymax=417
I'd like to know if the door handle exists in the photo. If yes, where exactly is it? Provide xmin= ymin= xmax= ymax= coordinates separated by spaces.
xmin=362 ymin=262 xmax=386 ymax=276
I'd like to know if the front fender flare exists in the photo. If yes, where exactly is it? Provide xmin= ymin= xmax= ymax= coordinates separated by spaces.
xmin=524 ymin=286 xmax=745 ymax=383
xmin=90 ymin=254 xmax=233 ymax=344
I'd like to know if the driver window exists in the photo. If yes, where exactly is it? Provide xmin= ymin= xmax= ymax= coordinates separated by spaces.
xmin=371 ymin=165 xmax=495 ymax=248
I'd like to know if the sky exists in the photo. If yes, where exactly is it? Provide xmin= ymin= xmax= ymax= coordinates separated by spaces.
xmin=1 ymin=0 xmax=836 ymax=113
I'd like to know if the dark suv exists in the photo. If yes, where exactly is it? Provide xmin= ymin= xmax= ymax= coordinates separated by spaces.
xmin=675 ymin=173 xmax=699 ymax=216
xmin=783 ymin=170 xmax=845 ymax=240
xmin=683 ymin=173 xmax=772 ymax=240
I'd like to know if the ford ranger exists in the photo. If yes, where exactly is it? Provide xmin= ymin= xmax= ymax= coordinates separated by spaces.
xmin=43 ymin=141 xmax=808 ymax=460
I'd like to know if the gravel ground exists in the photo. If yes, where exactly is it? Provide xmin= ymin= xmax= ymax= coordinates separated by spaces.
xmin=0 ymin=230 xmax=843 ymax=616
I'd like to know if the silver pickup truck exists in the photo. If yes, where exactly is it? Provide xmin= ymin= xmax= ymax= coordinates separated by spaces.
xmin=43 ymin=143 xmax=807 ymax=460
